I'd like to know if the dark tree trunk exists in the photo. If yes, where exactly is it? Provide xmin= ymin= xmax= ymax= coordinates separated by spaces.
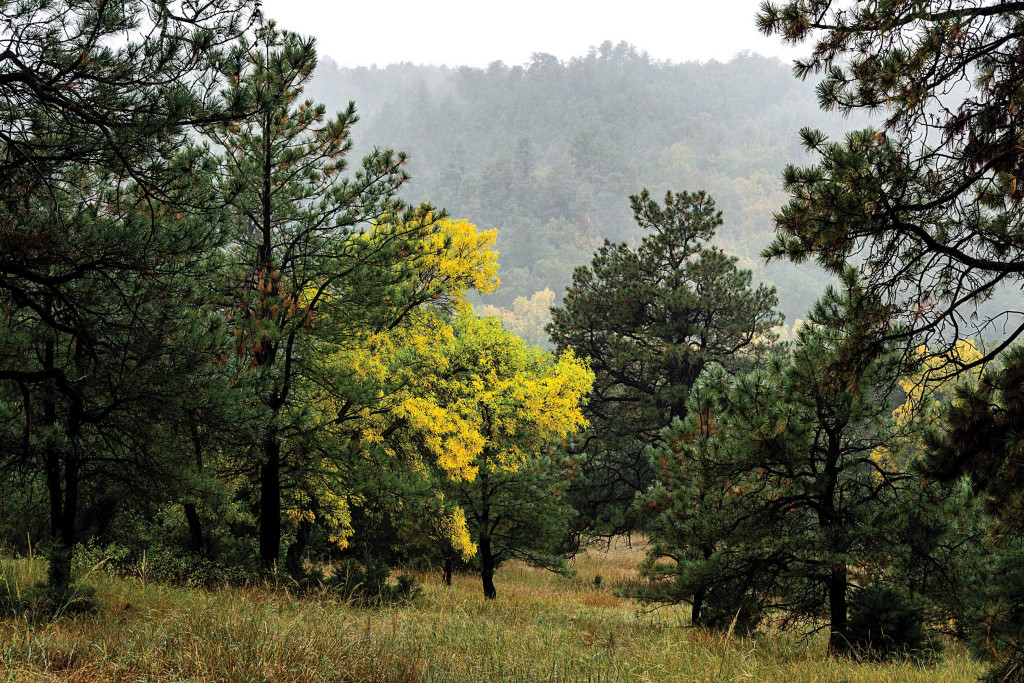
xmin=285 ymin=517 xmax=312 ymax=579
xmin=828 ymin=562 xmax=849 ymax=653
xmin=443 ymin=555 xmax=453 ymax=587
xmin=87 ymin=497 xmax=118 ymax=539
xmin=41 ymin=338 xmax=78 ymax=593
xmin=183 ymin=502 xmax=205 ymax=554
xmin=691 ymin=586 xmax=706 ymax=627
xmin=44 ymin=443 xmax=78 ymax=593
xmin=691 ymin=544 xmax=713 ymax=626
xmin=259 ymin=428 xmax=282 ymax=569
xmin=480 ymin=535 xmax=497 ymax=600
xmin=477 ymin=463 xmax=497 ymax=599
xmin=183 ymin=416 xmax=207 ymax=556
xmin=819 ymin=431 xmax=849 ymax=655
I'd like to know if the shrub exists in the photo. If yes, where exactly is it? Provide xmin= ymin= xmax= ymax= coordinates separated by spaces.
xmin=321 ymin=558 xmax=421 ymax=606
xmin=699 ymin=586 xmax=764 ymax=636
xmin=25 ymin=581 xmax=98 ymax=617
xmin=73 ymin=540 xmax=259 ymax=588
xmin=982 ymin=647 xmax=1024 ymax=683
xmin=0 ymin=563 xmax=96 ymax=618
xmin=846 ymin=586 xmax=938 ymax=660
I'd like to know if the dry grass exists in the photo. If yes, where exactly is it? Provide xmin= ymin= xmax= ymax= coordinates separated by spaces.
xmin=0 ymin=542 xmax=984 ymax=682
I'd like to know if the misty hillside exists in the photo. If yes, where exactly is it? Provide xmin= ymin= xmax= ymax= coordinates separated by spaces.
xmin=309 ymin=42 xmax=868 ymax=325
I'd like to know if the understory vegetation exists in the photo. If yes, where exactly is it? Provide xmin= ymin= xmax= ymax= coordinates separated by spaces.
xmin=0 ymin=543 xmax=982 ymax=682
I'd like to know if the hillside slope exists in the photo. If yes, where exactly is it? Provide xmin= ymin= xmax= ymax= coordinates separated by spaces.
xmin=309 ymin=43 xmax=868 ymax=327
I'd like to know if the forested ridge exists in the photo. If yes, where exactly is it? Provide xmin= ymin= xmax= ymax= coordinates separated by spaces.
xmin=308 ymin=44 xmax=861 ymax=326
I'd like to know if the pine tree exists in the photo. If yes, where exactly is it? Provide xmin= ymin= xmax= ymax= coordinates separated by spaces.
xmin=925 ymin=346 xmax=1024 ymax=522
xmin=758 ymin=0 xmax=1024 ymax=368
xmin=547 ymin=189 xmax=781 ymax=537
xmin=208 ymin=24 xmax=483 ymax=569
xmin=0 ymin=150 xmax=239 ymax=593
xmin=453 ymin=450 xmax=578 ymax=600
xmin=922 ymin=346 xmax=1024 ymax=663
xmin=0 ymin=0 xmax=257 ymax=594
xmin=0 ymin=0 xmax=255 ymax=179
xmin=639 ymin=269 xmax=907 ymax=651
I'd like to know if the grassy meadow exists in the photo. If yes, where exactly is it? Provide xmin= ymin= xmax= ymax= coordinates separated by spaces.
xmin=0 ymin=540 xmax=983 ymax=682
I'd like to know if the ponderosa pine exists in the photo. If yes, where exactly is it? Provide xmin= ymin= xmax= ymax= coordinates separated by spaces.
xmin=548 ymin=189 xmax=781 ymax=538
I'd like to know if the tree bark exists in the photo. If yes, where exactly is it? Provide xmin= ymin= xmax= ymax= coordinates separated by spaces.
xmin=285 ymin=517 xmax=312 ymax=579
xmin=828 ymin=562 xmax=849 ymax=653
xmin=478 ymin=464 xmax=497 ymax=599
xmin=183 ymin=502 xmax=205 ymax=554
xmin=480 ymin=535 xmax=497 ymax=600
xmin=691 ymin=544 xmax=713 ymax=627
xmin=259 ymin=427 xmax=282 ymax=569
xmin=44 ymin=441 xmax=77 ymax=593
xmin=691 ymin=586 xmax=706 ymax=627
xmin=41 ymin=337 xmax=78 ymax=593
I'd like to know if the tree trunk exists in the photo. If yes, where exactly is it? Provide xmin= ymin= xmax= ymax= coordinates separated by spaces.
xmin=691 ymin=586 xmax=706 ymax=627
xmin=183 ymin=502 xmax=205 ymax=554
xmin=480 ymin=535 xmax=497 ymax=600
xmin=828 ymin=562 xmax=849 ymax=653
xmin=691 ymin=544 xmax=713 ymax=626
xmin=285 ymin=517 xmax=312 ymax=580
xmin=44 ymin=445 xmax=78 ymax=593
xmin=43 ymin=441 xmax=78 ymax=592
xmin=259 ymin=427 xmax=282 ymax=569
xmin=443 ymin=555 xmax=453 ymax=587
xmin=41 ymin=338 xmax=78 ymax=594
xmin=478 ymin=463 xmax=497 ymax=599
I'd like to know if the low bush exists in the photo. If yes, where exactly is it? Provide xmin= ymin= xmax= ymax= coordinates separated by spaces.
xmin=846 ymin=586 xmax=939 ymax=660
xmin=73 ymin=540 xmax=259 ymax=588
xmin=320 ymin=558 xmax=421 ymax=606
xmin=1 ymin=561 xmax=97 ymax=618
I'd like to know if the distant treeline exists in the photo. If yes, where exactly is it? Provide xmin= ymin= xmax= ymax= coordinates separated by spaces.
xmin=308 ymin=43 xmax=864 ymax=323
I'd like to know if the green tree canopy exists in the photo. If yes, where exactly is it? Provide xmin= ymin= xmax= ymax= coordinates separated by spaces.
xmin=548 ymin=189 xmax=781 ymax=537
xmin=759 ymin=0 xmax=1024 ymax=369
xmin=0 ymin=0 xmax=257 ymax=593
xmin=640 ymin=270 xmax=911 ymax=650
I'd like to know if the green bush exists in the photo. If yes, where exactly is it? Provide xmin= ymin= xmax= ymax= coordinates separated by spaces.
xmin=701 ymin=591 xmax=764 ymax=636
xmin=321 ymin=558 xmax=421 ymax=606
xmin=25 ymin=581 xmax=98 ymax=617
xmin=982 ymin=646 xmax=1024 ymax=683
xmin=74 ymin=540 xmax=259 ymax=588
xmin=0 ymin=567 xmax=96 ymax=618
xmin=846 ymin=586 xmax=938 ymax=660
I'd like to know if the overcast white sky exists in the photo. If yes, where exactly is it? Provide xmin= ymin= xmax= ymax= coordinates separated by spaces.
xmin=259 ymin=0 xmax=805 ymax=68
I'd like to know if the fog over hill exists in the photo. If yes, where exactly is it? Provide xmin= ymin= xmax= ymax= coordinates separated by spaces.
xmin=308 ymin=43 xmax=873 ymax=330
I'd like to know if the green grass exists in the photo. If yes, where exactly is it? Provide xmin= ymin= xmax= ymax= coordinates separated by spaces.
xmin=0 ymin=542 xmax=984 ymax=682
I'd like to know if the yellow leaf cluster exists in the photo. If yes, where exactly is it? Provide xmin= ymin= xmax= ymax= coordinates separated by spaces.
xmin=418 ymin=217 xmax=500 ymax=304
xmin=893 ymin=339 xmax=983 ymax=428
xmin=397 ymin=395 xmax=484 ymax=480
xmin=436 ymin=504 xmax=477 ymax=561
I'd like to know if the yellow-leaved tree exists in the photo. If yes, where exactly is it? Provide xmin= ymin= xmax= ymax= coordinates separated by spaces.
xmin=479 ymin=288 xmax=556 ymax=348
xmin=273 ymin=215 xmax=500 ymax=578
xmin=431 ymin=313 xmax=593 ymax=598
xmin=303 ymin=307 xmax=591 ymax=597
